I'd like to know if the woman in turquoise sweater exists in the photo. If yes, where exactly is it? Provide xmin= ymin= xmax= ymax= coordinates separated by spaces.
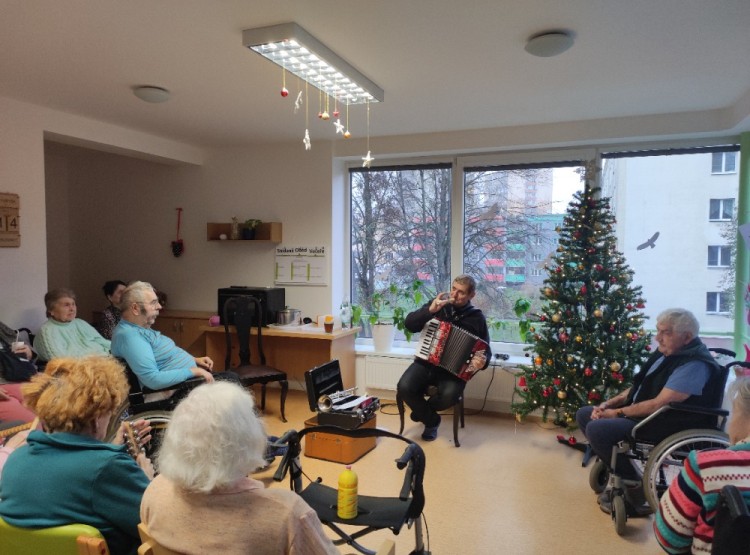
xmin=0 ymin=356 xmax=153 ymax=555
xmin=33 ymin=288 xmax=111 ymax=361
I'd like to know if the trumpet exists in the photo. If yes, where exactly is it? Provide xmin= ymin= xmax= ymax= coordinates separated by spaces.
xmin=317 ymin=387 xmax=357 ymax=412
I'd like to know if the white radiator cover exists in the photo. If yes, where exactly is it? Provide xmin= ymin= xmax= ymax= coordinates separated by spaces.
xmin=364 ymin=355 xmax=408 ymax=390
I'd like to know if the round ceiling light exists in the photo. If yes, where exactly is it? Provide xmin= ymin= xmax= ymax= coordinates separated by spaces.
xmin=133 ymin=85 xmax=170 ymax=103
xmin=525 ymin=31 xmax=575 ymax=58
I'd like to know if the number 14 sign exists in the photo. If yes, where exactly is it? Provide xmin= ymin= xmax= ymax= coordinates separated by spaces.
xmin=0 ymin=192 xmax=20 ymax=247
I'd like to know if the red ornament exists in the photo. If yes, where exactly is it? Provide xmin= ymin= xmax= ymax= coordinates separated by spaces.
xmin=626 ymin=304 xmax=633 ymax=310
xmin=542 ymin=390 xmax=549 ymax=397
xmin=280 ymin=87 xmax=289 ymax=97
xmin=559 ymin=332 xmax=569 ymax=343
xmin=636 ymin=302 xmax=645 ymax=308
xmin=553 ymin=378 xmax=561 ymax=386
xmin=587 ymin=247 xmax=596 ymax=254
xmin=580 ymin=285 xmax=587 ymax=294
xmin=645 ymin=345 xmax=652 ymax=351
xmin=595 ymin=264 xmax=603 ymax=271
xmin=333 ymin=110 xmax=340 ymax=118
xmin=540 ymin=315 xmax=547 ymax=321
xmin=587 ymin=391 xmax=601 ymax=401
xmin=568 ymin=436 xmax=577 ymax=446
xmin=531 ymin=372 xmax=537 ymax=379
xmin=518 ymin=376 xmax=527 ymax=387
xmin=317 ymin=111 xmax=323 ymax=119
xmin=584 ymin=367 xmax=593 ymax=377
xmin=610 ymin=277 xmax=617 ymax=283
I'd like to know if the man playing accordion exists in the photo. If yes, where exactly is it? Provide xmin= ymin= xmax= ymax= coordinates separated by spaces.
xmin=397 ymin=275 xmax=491 ymax=441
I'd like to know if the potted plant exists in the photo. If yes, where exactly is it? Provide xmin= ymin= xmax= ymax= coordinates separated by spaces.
xmin=242 ymin=218 xmax=262 ymax=240
xmin=367 ymin=280 xmax=429 ymax=351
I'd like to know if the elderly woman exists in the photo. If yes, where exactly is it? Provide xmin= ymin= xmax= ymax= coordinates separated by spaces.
xmin=97 ymin=280 xmax=127 ymax=340
xmin=33 ymin=288 xmax=111 ymax=361
xmin=654 ymin=377 xmax=750 ymax=553
xmin=0 ymin=356 xmax=153 ymax=555
xmin=140 ymin=381 xmax=338 ymax=555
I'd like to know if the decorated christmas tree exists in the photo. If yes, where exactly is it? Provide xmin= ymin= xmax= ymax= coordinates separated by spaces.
xmin=511 ymin=168 xmax=652 ymax=429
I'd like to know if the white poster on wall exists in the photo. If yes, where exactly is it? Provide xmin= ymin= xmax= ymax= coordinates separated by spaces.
xmin=274 ymin=245 xmax=328 ymax=285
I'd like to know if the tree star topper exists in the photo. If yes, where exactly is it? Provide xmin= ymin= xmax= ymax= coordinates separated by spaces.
xmin=362 ymin=150 xmax=374 ymax=168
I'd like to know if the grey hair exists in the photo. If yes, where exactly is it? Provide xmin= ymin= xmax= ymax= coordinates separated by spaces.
xmin=453 ymin=274 xmax=477 ymax=295
xmin=156 ymin=382 xmax=267 ymax=492
xmin=44 ymin=288 xmax=76 ymax=313
xmin=728 ymin=377 xmax=750 ymax=419
xmin=119 ymin=281 xmax=155 ymax=311
xmin=656 ymin=308 xmax=699 ymax=338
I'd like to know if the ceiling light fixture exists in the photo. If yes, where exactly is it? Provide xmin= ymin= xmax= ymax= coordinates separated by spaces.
xmin=242 ymin=22 xmax=384 ymax=104
xmin=525 ymin=31 xmax=575 ymax=58
xmin=132 ymin=86 xmax=170 ymax=103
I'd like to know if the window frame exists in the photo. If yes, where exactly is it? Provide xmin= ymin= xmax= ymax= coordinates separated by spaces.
xmin=709 ymin=198 xmax=735 ymax=221
xmin=707 ymin=245 xmax=731 ymax=268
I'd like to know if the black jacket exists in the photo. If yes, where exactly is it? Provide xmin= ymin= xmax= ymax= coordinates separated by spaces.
xmin=405 ymin=300 xmax=492 ymax=369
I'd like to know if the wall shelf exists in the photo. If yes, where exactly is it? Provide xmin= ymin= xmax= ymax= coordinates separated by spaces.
xmin=207 ymin=222 xmax=282 ymax=243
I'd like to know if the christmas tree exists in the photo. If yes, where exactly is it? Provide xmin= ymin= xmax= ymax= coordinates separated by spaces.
xmin=511 ymin=169 xmax=652 ymax=429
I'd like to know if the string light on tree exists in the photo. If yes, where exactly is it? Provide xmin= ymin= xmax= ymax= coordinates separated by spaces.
xmin=511 ymin=163 xmax=651 ymax=428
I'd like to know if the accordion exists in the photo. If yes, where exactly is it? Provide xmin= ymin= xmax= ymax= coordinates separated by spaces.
xmin=415 ymin=318 xmax=489 ymax=381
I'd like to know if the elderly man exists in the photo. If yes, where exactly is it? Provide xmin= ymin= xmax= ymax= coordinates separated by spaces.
xmin=111 ymin=281 xmax=217 ymax=392
xmin=397 ymin=274 xmax=491 ymax=441
xmin=575 ymin=308 xmax=721 ymax=516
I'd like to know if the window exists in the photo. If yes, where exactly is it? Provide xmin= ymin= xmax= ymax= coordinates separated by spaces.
xmin=530 ymin=268 xmax=543 ymax=277
xmin=709 ymin=198 xmax=734 ymax=221
xmin=707 ymin=245 xmax=731 ymax=267
xmin=712 ymin=152 xmax=737 ymax=174
xmin=532 ymin=253 xmax=543 ymax=262
xmin=350 ymin=164 xmax=452 ymax=324
xmin=706 ymin=292 xmax=730 ymax=314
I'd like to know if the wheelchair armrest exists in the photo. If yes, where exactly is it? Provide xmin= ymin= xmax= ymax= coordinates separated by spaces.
xmin=631 ymin=402 xmax=728 ymax=441
xmin=666 ymin=402 xmax=729 ymax=418
xmin=140 ymin=376 xmax=205 ymax=394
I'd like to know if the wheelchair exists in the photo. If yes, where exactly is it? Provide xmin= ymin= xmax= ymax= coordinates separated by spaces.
xmin=588 ymin=351 xmax=748 ymax=535
xmin=272 ymin=425 xmax=429 ymax=555
xmin=104 ymin=359 xmax=205 ymax=459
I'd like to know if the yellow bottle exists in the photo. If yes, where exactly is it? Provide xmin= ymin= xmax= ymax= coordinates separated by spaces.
xmin=337 ymin=465 xmax=358 ymax=519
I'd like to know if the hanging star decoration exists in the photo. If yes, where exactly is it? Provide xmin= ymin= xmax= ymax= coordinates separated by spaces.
xmin=303 ymin=129 xmax=311 ymax=151
xmin=362 ymin=150 xmax=374 ymax=168
xmin=294 ymin=91 xmax=303 ymax=113
xmin=334 ymin=119 xmax=345 ymax=134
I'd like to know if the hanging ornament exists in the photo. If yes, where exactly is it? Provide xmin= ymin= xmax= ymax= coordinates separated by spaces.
xmin=580 ymin=285 xmax=587 ymax=295
xmin=557 ymin=391 xmax=567 ymax=400
xmin=333 ymin=119 xmax=345 ymax=134
xmin=280 ymin=64 xmax=289 ymax=97
xmin=294 ymin=90 xmax=303 ymax=113
xmin=518 ymin=376 xmax=527 ymax=387
xmin=584 ymin=367 xmax=593 ymax=377
xmin=361 ymin=99 xmax=374 ymax=167
xmin=544 ymin=287 xmax=554 ymax=297
xmin=566 ymin=355 xmax=574 ymax=364
xmin=551 ymin=312 xmax=562 ymax=323
xmin=343 ymin=99 xmax=351 ymax=138
xmin=610 ymin=361 xmax=621 ymax=372
xmin=575 ymin=335 xmax=583 ymax=343
xmin=553 ymin=378 xmax=561 ymax=386
xmin=534 ymin=356 xmax=543 ymax=366
xmin=303 ymin=129 xmax=311 ymax=151
xmin=593 ymin=309 xmax=603 ymax=318
xmin=302 ymin=82 xmax=311 ymax=151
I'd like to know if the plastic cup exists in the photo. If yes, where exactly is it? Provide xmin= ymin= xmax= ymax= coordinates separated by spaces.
xmin=324 ymin=322 xmax=334 ymax=333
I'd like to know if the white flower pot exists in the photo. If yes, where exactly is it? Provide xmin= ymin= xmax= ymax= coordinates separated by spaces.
xmin=372 ymin=323 xmax=395 ymax=352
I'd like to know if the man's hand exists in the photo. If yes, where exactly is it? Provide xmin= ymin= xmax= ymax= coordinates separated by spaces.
xmin=192 ymin=367 xmax=215 ymax=382
xmin=466 ymin=351 xmax=487 ymax=375
xmin=429 ymin=292 xmax=453 ymax=314
xmin=194 ymin=356 xmax=214 ymax=371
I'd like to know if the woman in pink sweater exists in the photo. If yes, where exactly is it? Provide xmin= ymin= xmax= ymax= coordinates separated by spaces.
xmin=140 ymin=382 xmax=338 ymax=555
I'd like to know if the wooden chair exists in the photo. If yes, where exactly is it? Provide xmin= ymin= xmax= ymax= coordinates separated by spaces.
xmin=397 ymin=385 xmax=465 ymax=447
xmin=222 ymin=296 xmax=288 ymax=422
xmin=0 ymin=516 xmax=109 ymax=555
xmin=137 ymin=523 xmax=180 ymax=555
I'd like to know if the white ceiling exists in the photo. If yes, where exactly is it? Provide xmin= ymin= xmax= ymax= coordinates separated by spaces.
xmin=2 ymin=0 xmax=749 ymax=148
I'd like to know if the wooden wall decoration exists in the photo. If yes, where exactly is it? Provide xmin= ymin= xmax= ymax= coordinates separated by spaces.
xmin=0 ymin=192 xmax=20 ymax=247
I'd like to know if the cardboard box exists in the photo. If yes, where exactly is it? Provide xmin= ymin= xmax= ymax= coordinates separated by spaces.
xmin=304 ymin=415 xmax=377 ymax=464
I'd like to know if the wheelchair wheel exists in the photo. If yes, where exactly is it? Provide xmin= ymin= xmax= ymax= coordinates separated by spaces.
xmin=642 ymin=428 xmax=729 ymax=511
xmin=612 ymin=494 xmax=627 ymax=536
xmin=589 ymin=459 xmax=609 ymax=493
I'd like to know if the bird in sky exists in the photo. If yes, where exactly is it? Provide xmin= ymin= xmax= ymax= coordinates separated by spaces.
xmin=637 ymin=231 xmax=660 ymax=250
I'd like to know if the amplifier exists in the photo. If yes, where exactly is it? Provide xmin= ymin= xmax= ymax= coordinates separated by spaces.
xmin=218 ymin=286 xmax=285 ymax=326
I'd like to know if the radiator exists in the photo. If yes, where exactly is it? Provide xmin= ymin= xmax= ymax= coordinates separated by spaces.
xmin=364 ymin=355 xmax=408 ymax=390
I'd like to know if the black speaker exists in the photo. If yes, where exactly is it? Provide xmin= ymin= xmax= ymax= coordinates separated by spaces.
xmin=218 ymin=286 xmax=285 ymax=326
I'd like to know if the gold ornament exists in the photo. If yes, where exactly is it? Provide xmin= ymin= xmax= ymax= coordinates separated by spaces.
xmin=557 ymin=390 xmax=567 ymax=400
xmin=593 ymin=309 xmax=603 ymax=318
xmin=566 ymin=355 xmax=574 ymax=364
xmin=546 ymin=359 xmax=553 ymax=365
xmin=625 ymin=332 xmax=633 ymax=339
xmin=551 ymin=313 xmax=561 ymax=323
xmin=534 ymin=356 xmax=543 ymax=365
xmin=575 ymin=335 xmax=583 ymax=343
xmin=610 ymin=361 xmax=621 ymax=372
xmin=544 ymin=287 xmax=553 ymax=297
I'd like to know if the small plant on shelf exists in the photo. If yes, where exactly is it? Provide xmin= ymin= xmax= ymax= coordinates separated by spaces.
xmin=242 ymin=218 xmax=262 ymax=240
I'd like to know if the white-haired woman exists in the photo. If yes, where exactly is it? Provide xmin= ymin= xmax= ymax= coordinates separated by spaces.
xmin=654 ymin=377 xmax=750 ymax=553
xmin=140 ymin=382 xmax=338 ymax=555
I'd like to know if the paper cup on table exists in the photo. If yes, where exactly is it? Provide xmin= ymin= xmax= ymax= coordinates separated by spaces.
xmin=324 ymin=315 xmax=334 ymax=333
